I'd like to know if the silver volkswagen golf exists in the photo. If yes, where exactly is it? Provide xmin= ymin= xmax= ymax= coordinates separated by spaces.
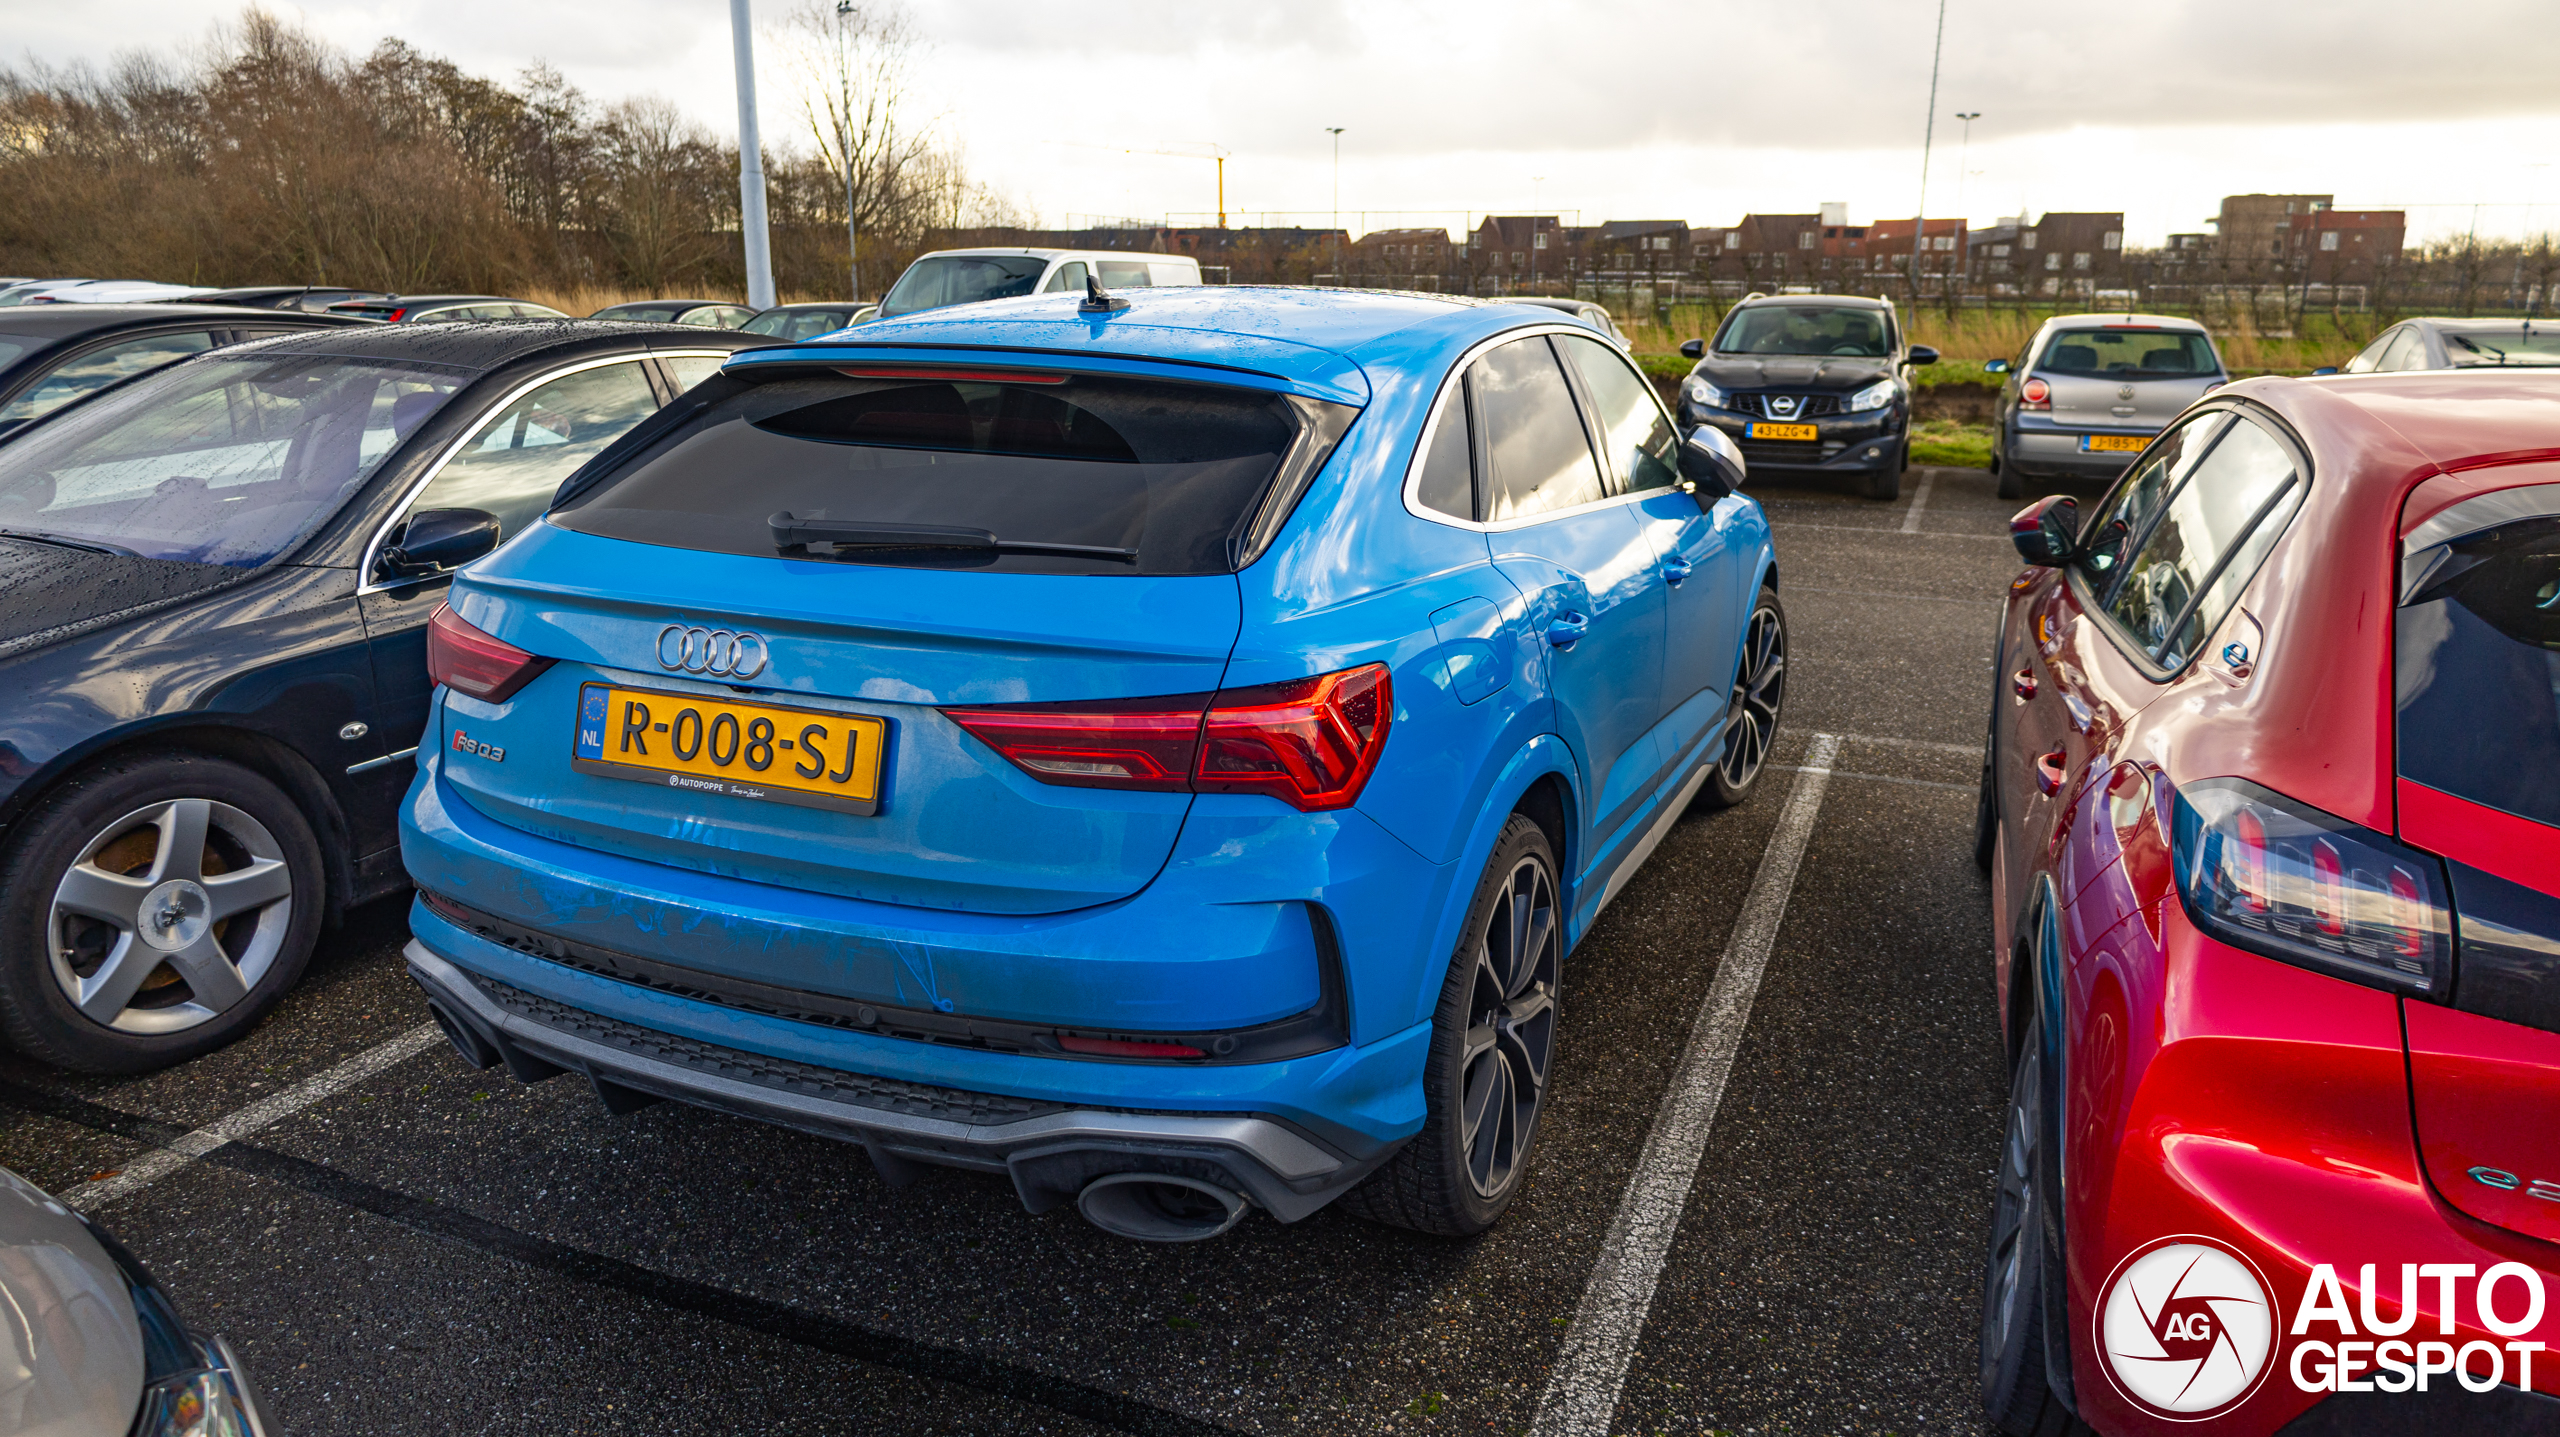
xmin=1985 ymin=312 xmax=2227 ymax=498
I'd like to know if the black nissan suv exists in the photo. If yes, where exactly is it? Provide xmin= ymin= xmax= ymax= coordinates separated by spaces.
xmin=1675 ymin=293 xmax=1937 ymax=500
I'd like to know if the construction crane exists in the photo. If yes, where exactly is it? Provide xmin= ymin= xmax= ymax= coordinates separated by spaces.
xmin=1044 ymin=140 xmax=1233 ymax=228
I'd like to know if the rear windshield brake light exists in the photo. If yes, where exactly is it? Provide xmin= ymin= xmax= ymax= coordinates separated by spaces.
xmin=945 ymin=663 xmax=1392 ymax=812
xmin=832 ymin=365 xmax=1066 ymax=384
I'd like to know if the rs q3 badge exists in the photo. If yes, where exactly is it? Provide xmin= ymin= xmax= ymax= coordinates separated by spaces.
xmin=451 ymin=729 xmax=504 ymax=762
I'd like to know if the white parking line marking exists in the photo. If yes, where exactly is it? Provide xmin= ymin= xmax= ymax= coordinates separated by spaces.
xmin=1771 ymin=764 xmax=1969 ymax=793
xmin=1840 ymin=731 xmax=1977 ymax=758
xmin=63 ymin=1022 xmax=444 ymax=1212
xmin=1898 ymin=470 xmax=1937 ymax=534
xmin=1769 ymin=520 xmax=2008 ymax=542
xmin=1530 ymin=733 xmax=1840 ymax=1437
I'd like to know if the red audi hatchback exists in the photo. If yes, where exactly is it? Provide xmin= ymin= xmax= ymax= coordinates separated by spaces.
xmin=1976 ymin=371 xmax=2560 ymax=1434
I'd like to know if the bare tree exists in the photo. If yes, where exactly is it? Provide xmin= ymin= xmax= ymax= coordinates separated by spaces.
xmin=774 ymin=0 xmax=936 ymax=298
xmin=597 ymin=96 xmax=724 ymax=292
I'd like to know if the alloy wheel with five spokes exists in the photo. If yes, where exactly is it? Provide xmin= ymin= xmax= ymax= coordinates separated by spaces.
xmin=1457 ymin=853 xmax=1560 ymax=1200
xmin=48 ymin=796 xmax=295 ymax=1035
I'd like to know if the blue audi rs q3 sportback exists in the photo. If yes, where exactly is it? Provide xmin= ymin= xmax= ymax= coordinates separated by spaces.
xmin=400 ymin=285 xmax=1783 ymax=1241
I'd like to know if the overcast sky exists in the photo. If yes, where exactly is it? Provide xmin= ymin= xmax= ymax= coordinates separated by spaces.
xmin=17 ymin=0 xmax=2560 ymax=245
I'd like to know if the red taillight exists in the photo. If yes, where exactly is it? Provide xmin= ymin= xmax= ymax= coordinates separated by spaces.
xmin=2020 ymin=377 xmax=2051 ymax=408
xmin=2231 ymin=807 xmax=2270 ymax=913
xmin=937 ymin=695 xmax=1207 ymax=791
xmin=2311 ymin=836 xmax=2347 ymax=935
xmin=1057 ymin=1034 xmax=1205 ymax=1059
xmin=944 ymin=662 xmax=1393 ymax=812
xmin=426 ymin=603 xmax=553 ymax=702
xmin=1194 ymin=666 xmax=1391 ymax=810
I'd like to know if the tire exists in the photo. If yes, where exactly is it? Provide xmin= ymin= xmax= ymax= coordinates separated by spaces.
xmin=0 ymin=752 xmax=324 ymax=1073
xmin=1980 ymin=995 xmax=2091 ymax=1436
xmin=1341 ymin=815 xmax=1560 ymax=1237
xmin=1997 ymin=463 xmax=2023 ymax=501
xmin=1862 ymin=464 xmax=1902 ymax=502
xmin=1698 ymin=589 xmax=1787 ymax=810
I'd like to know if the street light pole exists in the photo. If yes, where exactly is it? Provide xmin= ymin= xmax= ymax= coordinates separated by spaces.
xmin=1953 ymin=112 xmax=1981 ymax=222
xmin=836 ymin=0 xmax=859 ymax=302
xmin=1326 ymin=127 xmax=1345 ymax=258
xmin=729 ymin=0 xmax=776 ymax=309
xmin=1906 ymin=0 xmax=1948 ymax=305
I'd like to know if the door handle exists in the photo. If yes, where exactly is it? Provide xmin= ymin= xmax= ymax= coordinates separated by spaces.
xmin=1545 ymin=612 xmax=1590 ymax=650
xmin=1661 ymin=556 xmax=1692 ymax=588
xmin=2013 ymin=667 xmax=2037 ymax=701
xmin=2035 ymin=749 xmax=2069 ymax=796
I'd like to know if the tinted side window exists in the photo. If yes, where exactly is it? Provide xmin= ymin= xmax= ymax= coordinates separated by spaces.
xmin=2342 ymin=331 xmax=2395 ymax=374
xmin=1476 ymin=336 xmax=1604 ymax=521
xmin=664 ymin=355 xmax=726 ymax=392
xmin=2103 ymin=416 xmax=2302 ymax=666
xmin=1042 ymin=262 xmax=1088 ymax=293
xmin=1558 ymin=333 xmax=1677 ymax=494
xmin=2376 ymin=328 xmax=2424 ymax=371
xmin=1096 ymin=260 xmax=1154 ymax=289
xmin=1413 ymin=378 xmax=1474 ymax=521
xmin=395 ymin=360 xmax=659 ymax=556
xmin=2076 ymin=411 xmax=2232 ymax=582
xmin=2398 ymin=513 xmax=2560 ymax=827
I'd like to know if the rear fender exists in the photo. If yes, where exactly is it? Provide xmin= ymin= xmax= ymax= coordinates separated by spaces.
xmin=1393 ymin=735 xmax=1582 ymax=1029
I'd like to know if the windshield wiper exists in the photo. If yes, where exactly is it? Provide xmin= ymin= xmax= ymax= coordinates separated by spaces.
xmin=0 ymin=528 xmax=140 ymax=557
xmin=769 ymin=512 xmax=1138 ymax=564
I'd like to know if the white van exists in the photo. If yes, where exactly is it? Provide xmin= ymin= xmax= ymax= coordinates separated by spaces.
xmin=873 ymin=249 xmax=1202 ymax=320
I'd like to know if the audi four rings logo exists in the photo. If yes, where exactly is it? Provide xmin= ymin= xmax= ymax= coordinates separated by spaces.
xmin=657 ymin=625 xmax=769 ymax=679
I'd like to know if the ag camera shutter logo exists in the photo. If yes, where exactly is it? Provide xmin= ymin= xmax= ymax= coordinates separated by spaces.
xmin=2095 ymin=1235 xmax=2278 ymax=1420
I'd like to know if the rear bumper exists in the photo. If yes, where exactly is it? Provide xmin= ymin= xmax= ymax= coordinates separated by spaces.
xmin=408 ymin=941 xmax=1394 ymax=1221
xmin=2066 ymin=906 xmax=2560 ymax=1434
xmin=2006 ymin=425 xmax=2151 ymax=481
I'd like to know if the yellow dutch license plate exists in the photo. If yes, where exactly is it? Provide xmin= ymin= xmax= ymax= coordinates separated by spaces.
xmin=2082 ymin=434 xmax=2149 ymax=453
xmin=1747 ymin=421 xmax=1819 ymax=442
xmin=571 ymin=683 xmax=886 ymax=815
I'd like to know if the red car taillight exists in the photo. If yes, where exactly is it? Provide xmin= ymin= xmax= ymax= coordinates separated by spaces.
xmin=426 ymin=603 xmax=554 ymax=702
xmin=945 ymin=663 xmax=1392 ymax=812
xmin=2172 ymin=777 xmax=2451 ymax=997
xmin=2019 ymin=377 xmax=2051 ymax=409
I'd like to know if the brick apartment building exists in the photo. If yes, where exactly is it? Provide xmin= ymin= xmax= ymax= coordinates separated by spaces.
xmin=2289 ymin=207 xmax=2407 ymax=286
xmin=1469 ymin=215 xmax=1568 ymax=281
xmin=1868 ymin=217 xmax=1969 ymax=277
xmin=1962 ymin=212 xmax=2126 ymax=295
xmin=2215 ymin=194 xmax=2331 ymax=266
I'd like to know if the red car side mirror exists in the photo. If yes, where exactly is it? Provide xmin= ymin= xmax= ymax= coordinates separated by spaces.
xmin=2009 ymin=495 xmax=2079 ymax=567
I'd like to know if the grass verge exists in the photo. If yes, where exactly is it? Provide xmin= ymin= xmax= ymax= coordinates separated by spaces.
xmin=1908 ymin=418 xmax=1993 ymax=470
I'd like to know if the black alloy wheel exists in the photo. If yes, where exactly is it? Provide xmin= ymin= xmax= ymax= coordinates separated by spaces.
xmin=1980 ymin=986 xmax=2087 ymax=1435
xmin=1701 ymin=589 xmax=1787 ymax=809
xmin=1341 ymin=815 xmax=1561 ymax=1236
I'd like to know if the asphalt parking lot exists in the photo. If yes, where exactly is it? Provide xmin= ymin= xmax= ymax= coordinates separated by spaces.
xmin=0 ymin=464 xmax=2037 ymax=1437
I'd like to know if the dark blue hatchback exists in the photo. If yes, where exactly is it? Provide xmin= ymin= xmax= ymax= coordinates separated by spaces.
xmin=400 ymin=286 xmax=1783 ymax=1240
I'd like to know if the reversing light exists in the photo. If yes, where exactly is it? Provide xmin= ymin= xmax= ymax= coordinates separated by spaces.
xmin=2172 ymin=777 xmax=2451 ymax=997
xmin=945 ymin=663 xmax=1393 ymax=812
xmin=426 ymin=603 xmax=554 ymax=702
xmin=2020 ymin=377 xmax=2052 ymax=409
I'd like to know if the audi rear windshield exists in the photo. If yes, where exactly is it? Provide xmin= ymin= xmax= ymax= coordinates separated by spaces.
xmin=2039 ymin=328 xmax=2219 ymax=379
xmin=549 ymin=368 xmax=1356 ymax=575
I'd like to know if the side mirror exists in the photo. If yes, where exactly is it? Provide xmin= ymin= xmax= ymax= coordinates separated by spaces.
xmin=1983 ymin=358 xmax=2010 ymax=374
xmin=1905 ymin=345 xmax=1940 ymax=367
xmin=379 ymin=507 xmax=500 ymax=579
xmin=2008 ymin=495 xmax=2080 ymax=567
xmin=1678 ymin=338 xmax=1705 ymax=360
xmin=2310 ymin=366 xmax=2339 ymax=376
xmin=1677 ymin=425 xmax=1747 ymax=501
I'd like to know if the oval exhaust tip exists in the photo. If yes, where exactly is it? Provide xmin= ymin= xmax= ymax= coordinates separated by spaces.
xmin=1076 ymin=1172 xmax=1249 ymax=1242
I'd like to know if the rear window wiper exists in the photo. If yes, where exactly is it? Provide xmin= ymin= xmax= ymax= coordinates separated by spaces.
xmin=0 ymin=528 xmax=141 ymax=557
xmin=770 ymin=511 xmax=1138 ymax=564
